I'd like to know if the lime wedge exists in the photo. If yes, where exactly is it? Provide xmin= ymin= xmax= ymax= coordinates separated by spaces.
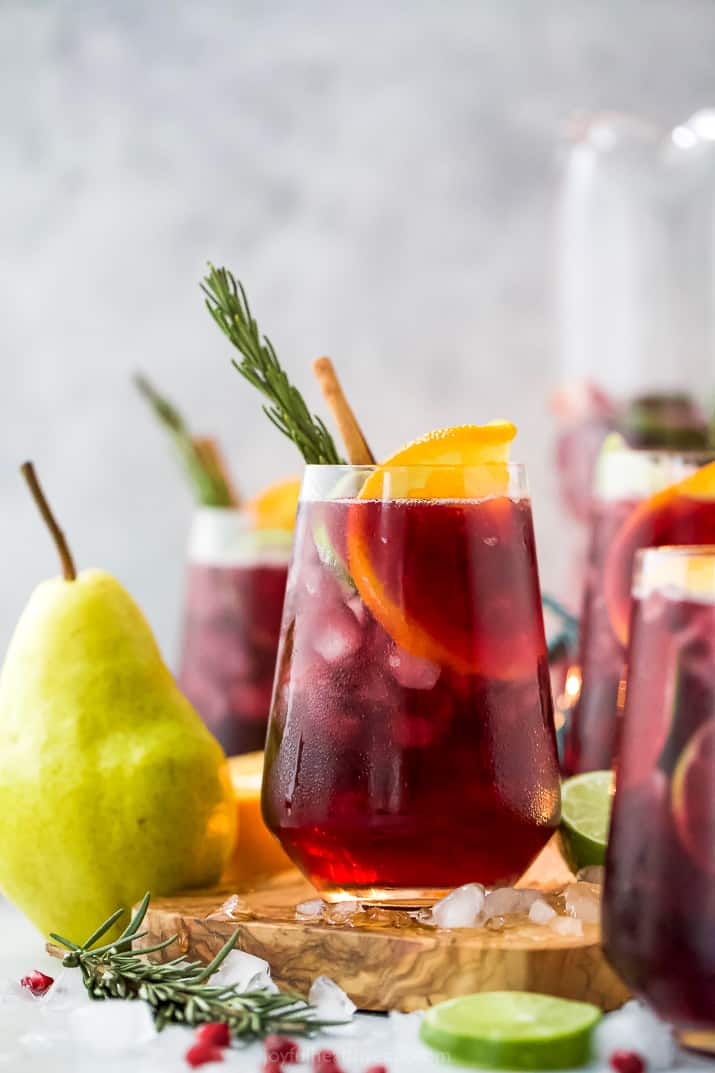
xmin=420 ymin=991 xmax=601 ymax=1069
xmin=560 ymin=770 xmax=614 ymax=869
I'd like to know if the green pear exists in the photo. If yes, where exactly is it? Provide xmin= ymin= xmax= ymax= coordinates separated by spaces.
xmin=0 ymin=463 xmax=236 ymax=941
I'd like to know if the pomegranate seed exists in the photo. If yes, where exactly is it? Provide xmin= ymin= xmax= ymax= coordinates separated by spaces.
xmin=264 ymin=1033 xmax=299 ymax=1062
xmin=262 ymin=1062 xmax=284 ymax=1073
xmin=195 ymin=1023 xmax=230 ymax=1048
xmin=185 ymin=1042 xmax=224 ymax=1068
xmin=365 ymin=1067 xmax=389 ymax=1073
xmin=610 ymin=1051 xmax=646 ymax=1073
xmin=20 ymin=970 xmax=54 ymax=997
xmin=313 ymin=1051 xmax=343 ymax=1073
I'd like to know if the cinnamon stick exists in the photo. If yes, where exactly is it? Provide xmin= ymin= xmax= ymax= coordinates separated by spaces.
xmin=312 ymin=357 xmax=375 ymax=465
xmin=192 ymin=438 xmax=240 ymax=506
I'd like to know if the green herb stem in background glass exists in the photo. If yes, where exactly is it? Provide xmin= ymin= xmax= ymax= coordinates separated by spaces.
xmin=50 ymin=894 xmax=343 ymax=1039
xmin=134 ymin=374 xmax=234 ymax=507
xmin=201 ymin=265 xmax=345 ymax=465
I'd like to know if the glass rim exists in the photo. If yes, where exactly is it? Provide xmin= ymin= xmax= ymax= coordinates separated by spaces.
xmin=595 ymin=446 xmax=715 ymax=499
xmin=191 ymin=504 xmax=250 ymax=515
xmin=302 ymin=461 xmax=528 ymax=472
xmin=599 ymin=445 xmax=714 ymax=462
xmin=636 ymin=544 xmax=715 ymax=564
xmin=633 ymin=544 xmax=715 ymax=600
xmin=300 ymin=462 xmax=530 ymax=503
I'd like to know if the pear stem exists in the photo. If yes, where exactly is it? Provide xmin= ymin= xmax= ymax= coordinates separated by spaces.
xmin=20 ymin=462 xmax=77 ymax=581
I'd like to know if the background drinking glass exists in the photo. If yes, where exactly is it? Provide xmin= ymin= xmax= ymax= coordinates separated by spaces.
xmin=178 ymin=507 xmax=291 ymax=755
xmin=261 ymin=463 xmax=561 ymax=904
xmin=603 ymin=546 xmax=715 ymax=1036
xmin=562 ymin=445 xmax=715 ymax=775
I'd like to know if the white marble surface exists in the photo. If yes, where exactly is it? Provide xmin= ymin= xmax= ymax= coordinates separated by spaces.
xmin=3 ymin=2 xmax=715 ymax=664
xmin=0 ymin=899 xmax=713 ymax=1073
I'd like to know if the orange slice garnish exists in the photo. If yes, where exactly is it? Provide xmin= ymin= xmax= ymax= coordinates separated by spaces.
xmin=346 ymin=423 xmax=536 ymax=676
xmin=247 ymin=477 xmax=301 ymax=531
xmin=604 ymin=461 xmax=715 ymax=645
xmin=356 ymin=421 xmax=516 ymax=501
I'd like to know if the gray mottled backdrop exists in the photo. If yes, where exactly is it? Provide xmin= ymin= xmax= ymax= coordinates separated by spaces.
xmin=3 ymin=1 xmax=715 ymax=660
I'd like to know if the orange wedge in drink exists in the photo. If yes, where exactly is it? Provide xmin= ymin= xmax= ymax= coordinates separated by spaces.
xmin=247 ymin=477 xmax=301 ymax=531
xmin=221 ymin=752 xmax=293 ymax=886
xmin=672 ymin=720 xmax=715 ymax=877
xmin=346 ymin=422 xmax=526 ymax=675
xmin=356 ymin=422 xmax=516 ymax=501
xmin=604 ymin=461 xmax=715 ymax=646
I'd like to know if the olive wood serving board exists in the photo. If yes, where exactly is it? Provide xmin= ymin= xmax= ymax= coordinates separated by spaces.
xmin=137 ymin=840 xmax=629 ymax=1013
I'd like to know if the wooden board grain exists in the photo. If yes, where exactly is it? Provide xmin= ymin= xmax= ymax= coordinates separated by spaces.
xmin=138 ymin=842 xmax=630 ymax=1013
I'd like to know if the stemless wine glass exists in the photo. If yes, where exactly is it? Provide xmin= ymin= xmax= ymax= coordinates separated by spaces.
xmin=562 ymin=446 xmax=715 ymax=776
xmin=261 ymin=463 xmax=561 ymax=905
xmin=603 ymin=546 xmax=715 ymax=1037
xmin=178 ymin=507 xmax=292 ymax=756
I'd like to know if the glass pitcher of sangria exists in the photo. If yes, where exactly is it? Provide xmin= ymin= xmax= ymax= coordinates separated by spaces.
xmin=552 ymin=110 xmax=715 ymax=622
xmin=603 ymin=546 xmax=715 ymax=1041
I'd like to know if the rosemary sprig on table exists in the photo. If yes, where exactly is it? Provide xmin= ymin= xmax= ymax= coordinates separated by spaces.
xmin=201 ymin=264 xmax=345 ymax=465
xmin=50 ymin=894 xmax=340 ymax=1039
xmin=134 ymin=374 xmax=234 ymax=506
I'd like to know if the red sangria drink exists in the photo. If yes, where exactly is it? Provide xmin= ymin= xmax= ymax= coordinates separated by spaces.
xmin=603 ymin=546 xmax=715 ymax=1034
xmin=262 ymin=460 xmax=561 ymax=903
xmin=562 ymin=446 xmax=715 ymax=775
xmin=179 ymin=507 xmax=292 ymax=755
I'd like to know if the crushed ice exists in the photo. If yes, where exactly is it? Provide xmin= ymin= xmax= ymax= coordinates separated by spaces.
xmin=296 ymin=897 xmax=327 ymax=921
xmin=209 ymin=949 xmax=278 ymax=993
xmin=528 ymin=898 xmax=556 ymax=924
xmin=206 ymin=893 xmax=243 ymax=921
xmin=576 ymin=864 xmax=605 ymax=885
xmin=425 ymin=879 xmax=605 ymax=931
xmin=595 ymin=1000 xmax=677 ymax=1070
xmin=431 ymin=883 xmax=486 ymax=928
xmin=550 ymin=915 xmax=583 ymax=937
xmin=388 ymin=646 xmax=441 ymax=690
xmin=68 ymin=1001 xmax=157 ymax=1053
xmin=563 ymin=882 xmax=600 ymax=924
xmin=483 ymin=887 xmax=540 ymax=920
xmin=308 ymin=975 xmax=357 ymax=1023
xmin=323 ymin=900 xmax=361 ymax=925
xmin=313 ymin=607 xmax=363 ymax=663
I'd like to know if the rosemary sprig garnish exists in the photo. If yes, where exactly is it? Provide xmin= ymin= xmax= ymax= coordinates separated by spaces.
xmin=201 ymin=265 xmax=345 ymax=465
xmin=50 ymin=893 xmax=342 ymax=1039
xmin=134 ymin=373 xmax=234 ymax=506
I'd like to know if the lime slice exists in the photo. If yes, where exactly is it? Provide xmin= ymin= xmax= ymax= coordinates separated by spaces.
xmin=310 ymin=471 xmax=363 ymax=593
xmin=560 ymin=770 xmax=614 ymax=869
xmin=420 ymin=991 xmax=601 ymax=1069
xmin=313 ymin=521 xmax=355 ymax=594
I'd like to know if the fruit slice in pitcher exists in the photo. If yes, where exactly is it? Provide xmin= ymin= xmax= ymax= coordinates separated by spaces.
xmin=604 ymin=461 xmax=715 ymax=645
xmin=672 ymin=719 xmax=715 ymax=876
xmin=346 ymin=423 xmax=544 ymax=677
